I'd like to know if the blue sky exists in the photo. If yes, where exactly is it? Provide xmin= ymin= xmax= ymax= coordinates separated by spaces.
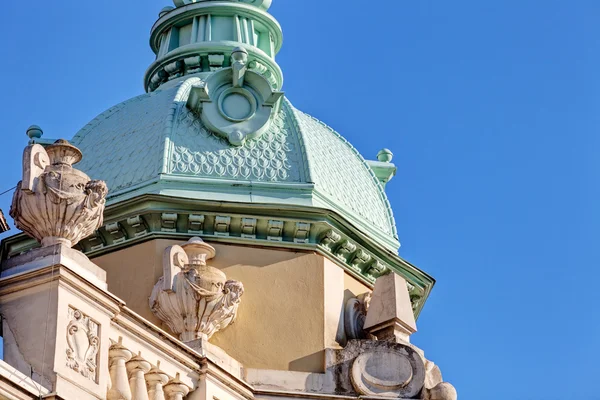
xmin=1 ymin=1 xmax=599 ymax=399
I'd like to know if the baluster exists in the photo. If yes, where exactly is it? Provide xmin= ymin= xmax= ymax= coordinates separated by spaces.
xmin=163 ymin=373 xmax=190 ymax=400
xmin=107 ymin=338 xmax=133 ymax=400
xmin=146 ymin=361 xmax=169 ymax=400
xmin=127 ymin=352 xmax=151 ymax=400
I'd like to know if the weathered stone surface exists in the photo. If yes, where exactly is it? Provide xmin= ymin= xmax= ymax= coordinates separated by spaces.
xmin=10 ymin=139 xmax=107 ymax=248
xmin=150 ymin=238 xmax=244 ymax=341
xmin=332 ymin=340 xmax=425 ymax=398
xmin=364 ymin=272 xmax=417 ymax=343
xmin=1 ymin=244 xmax=107 ymax=290
xmin=424 ymin=382 xmax=458 ymax=400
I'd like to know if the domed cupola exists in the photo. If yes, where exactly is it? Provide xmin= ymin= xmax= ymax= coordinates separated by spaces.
xmin=146 ymin=0 xmax=282 ymax=93
xmin=5 ymin=0 xmax=434 ymax=318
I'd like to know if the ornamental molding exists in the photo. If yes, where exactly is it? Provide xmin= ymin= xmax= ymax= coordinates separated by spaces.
xmin=66 ymin=307 xmax=100 ymax=382
xmin=1 ymin=196 xmax=433 ymax=319
xmin=186 ymin=47 xmax=283 ymax=146
xmin=146 ymin=45 xmax=282 ymax=92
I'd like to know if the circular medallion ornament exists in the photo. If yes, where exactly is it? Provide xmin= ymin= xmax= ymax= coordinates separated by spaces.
xmin=351 ymin=345 xmax=425 ymax=398
xmin=218 ymin=88 xmax=257 ymax=122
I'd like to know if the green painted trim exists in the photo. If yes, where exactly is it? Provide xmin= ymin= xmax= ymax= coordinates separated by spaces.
xmin=144 ymin=42 xmax=284 ymax=92
xmin=0 ymin=194 xmax=434 ymax=319
xmin=150 ymin=2 xmax=283 ymax=54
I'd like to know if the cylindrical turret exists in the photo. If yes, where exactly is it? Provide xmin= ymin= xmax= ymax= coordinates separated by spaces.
xmin=145 ymin=0 xmax=283 ymax=92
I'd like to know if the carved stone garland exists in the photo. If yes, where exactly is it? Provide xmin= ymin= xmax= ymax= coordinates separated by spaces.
xmin=150 ymin=237 xmax=244 ymax=341
xmin=10 ymin=139 xmax=108 ymax=248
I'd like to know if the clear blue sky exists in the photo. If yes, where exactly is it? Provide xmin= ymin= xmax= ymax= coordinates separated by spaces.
xmin=1 ymin=1 xmax=599 ymax=399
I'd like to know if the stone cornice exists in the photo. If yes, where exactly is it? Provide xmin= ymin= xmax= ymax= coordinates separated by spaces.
xmin=0 ymin=194 xmax=434 ymax=319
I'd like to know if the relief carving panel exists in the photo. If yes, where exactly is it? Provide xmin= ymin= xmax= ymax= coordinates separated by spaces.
xmin=66 ymin=307 xmax=100 ymax=382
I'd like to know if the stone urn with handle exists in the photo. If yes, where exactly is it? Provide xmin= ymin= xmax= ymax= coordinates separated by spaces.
xmin=10 ymin=138 xmax=108 ymax=248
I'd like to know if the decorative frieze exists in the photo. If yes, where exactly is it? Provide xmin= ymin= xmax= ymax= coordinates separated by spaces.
xmin=240 ymin=218 xmax=257 ymax=239
xmin=66 ymin=307 xmax=100 ymax=382
xmin=161 ymin=213 xmax=178 ymax=233
xmin=105 ymin=222 xmax=127 ymax=244
xmin=293 ymin=222 xmax=311 ymax=244
xmin=147 ymin=52 xmax=281 ymax=92
xmin=128 ymin=215 xmax=149 ymax=237
xmin=4 ymin=208 xmax=431 ymax=319
xmin=267 ymin=220 xmax=284 ymax=241
xmin=319 ymin=229 xmax=341 ymax=251
xmin=214 ymin=216 xmax=231 ymax=237
xmin=188 ymin=214 xmax=205 ymax=234
xmin=335 ymin=240 xmax=357 ymax=263
xmin=350 ymin=249 xmax=371 ymax=272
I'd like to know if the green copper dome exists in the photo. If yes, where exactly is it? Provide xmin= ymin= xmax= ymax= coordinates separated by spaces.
xmin=71 ymin=77 xmax=399 ymax=251
xmin=0 ymin=0 xmax=437 ymax=318
xmin=69 ymin=0 xmax=400 ymax=252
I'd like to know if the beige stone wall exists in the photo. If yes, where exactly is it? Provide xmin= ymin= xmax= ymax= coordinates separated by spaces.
xmin=92 ymin=239 xmax=372 ymax=374
xmin=343 ymin=272 xmax=371 ymax=302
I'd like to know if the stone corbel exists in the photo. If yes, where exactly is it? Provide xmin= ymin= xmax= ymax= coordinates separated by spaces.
xmin=186 ymin=47 xmax=284 ymax=146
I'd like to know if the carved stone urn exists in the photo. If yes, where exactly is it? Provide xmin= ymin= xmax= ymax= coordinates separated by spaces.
xmin=10 ymin=139 xmax=108 ymax=248
xmin=150 ymin=237 xmax=244 ymax=341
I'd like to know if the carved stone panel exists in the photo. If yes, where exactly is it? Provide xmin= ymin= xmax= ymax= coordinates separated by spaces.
xmin=66 ymin=307 xmax=100 ymax=382
xmin=334 ymin=340 xmax=425 ymax=399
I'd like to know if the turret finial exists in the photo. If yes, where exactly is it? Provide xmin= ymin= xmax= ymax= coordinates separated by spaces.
xmin=377 ymin=148 xmax=394 ymax=163
xmin=26 ymin=125 xmax=43 ymax=142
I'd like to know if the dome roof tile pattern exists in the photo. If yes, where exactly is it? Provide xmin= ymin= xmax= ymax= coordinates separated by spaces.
xmin=72 ymin=78 xmax=398 ymax=250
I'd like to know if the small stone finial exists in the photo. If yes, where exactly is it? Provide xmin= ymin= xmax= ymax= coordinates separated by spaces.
xmin=26 ymin=125 xmax=43 ymax=142
xmin=377 ymin=148 xmax=393 ymax=163
xmin=10 ymin=140 xmax=108 ymax=248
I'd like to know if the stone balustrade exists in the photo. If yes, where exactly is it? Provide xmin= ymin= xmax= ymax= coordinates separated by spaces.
xmin=108 ymin=340 xmax=194 ymax=400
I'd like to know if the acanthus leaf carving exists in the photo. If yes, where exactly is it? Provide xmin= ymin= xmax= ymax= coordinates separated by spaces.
xmin=150 ymin=237 xmax=244 ymax=341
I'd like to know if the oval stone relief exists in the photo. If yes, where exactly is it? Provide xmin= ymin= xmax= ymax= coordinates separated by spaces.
xmin=351 ymin=346 xmax=425 ymax=398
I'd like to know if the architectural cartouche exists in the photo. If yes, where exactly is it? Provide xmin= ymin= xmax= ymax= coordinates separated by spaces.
xmin=0 ymin=1 xmax=457 ymax=400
